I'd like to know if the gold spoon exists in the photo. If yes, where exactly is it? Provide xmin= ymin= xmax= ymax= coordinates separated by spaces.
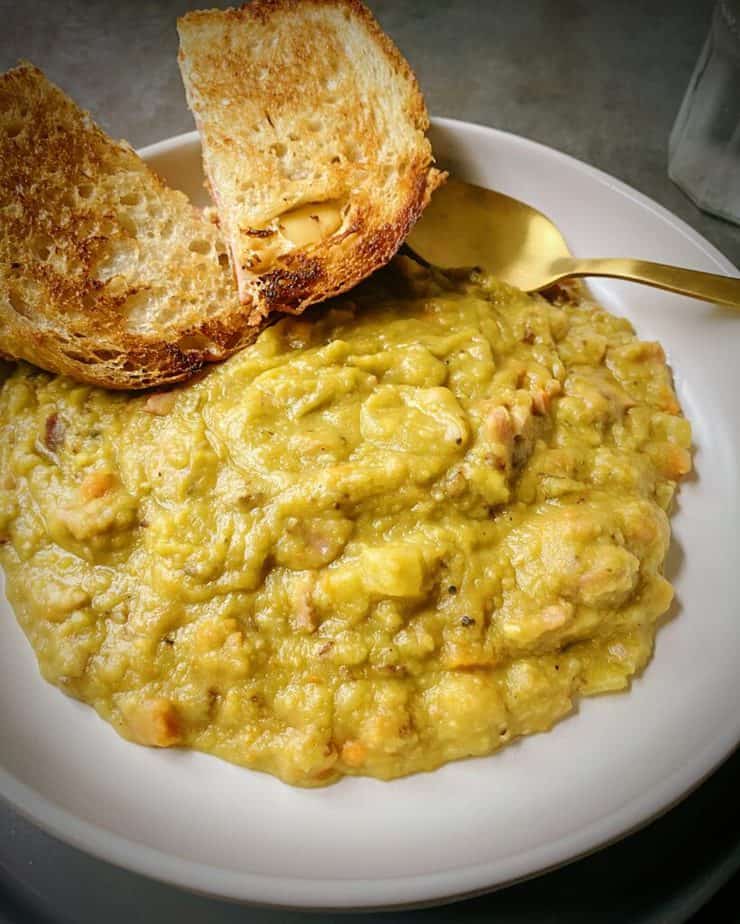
xmin=406 ymin=177 xmax=740 ymax=308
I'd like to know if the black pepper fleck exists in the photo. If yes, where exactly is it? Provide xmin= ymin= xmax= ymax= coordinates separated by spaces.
xmin=461 ymin=615 xmax=475 ymax=627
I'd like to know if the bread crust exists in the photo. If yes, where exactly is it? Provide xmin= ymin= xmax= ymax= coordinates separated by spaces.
xmin=1 ymin=1 xmax=444 ymax=390
xmin=0 ymin=63 xmax=260 ymax=389
xmin=178 ymin=0 xmax=445 ymax=320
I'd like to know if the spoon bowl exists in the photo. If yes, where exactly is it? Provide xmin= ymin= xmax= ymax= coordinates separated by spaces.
xmin=407 ymin=177 xmax=740 ymax=308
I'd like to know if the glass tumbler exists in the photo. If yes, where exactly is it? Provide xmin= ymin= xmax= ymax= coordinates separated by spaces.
xmin=668 ymin=0 xmax=740 ymax=225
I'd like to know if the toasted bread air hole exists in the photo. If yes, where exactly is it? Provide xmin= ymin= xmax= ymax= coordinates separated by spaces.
xmin=8 ymin=289 xmax=31 ymax=318
xmin=7 ymin=121 xmax=23 ymax=139
xmin=270 ymin=142 xmax=287 ymax=158
xmin=344 ymin=144 xmax=360 ymax=163
xmin=117 ymin=213 xmax=138 ymax=236
xmin=105 ymin=275 xmax=129 ymax=299
xmin=307 ymin=120 xmax=321 ymax=133
xmin=282 ymin=165 xmax=310 ymax=183
xmin=63 ymin=351 xmax=95 ymax=365
xmin=177 ymin=334 xmax=218 ymax=355
xmin=188 ymin=239 xmax=211 ymax=255
xmin=122 ymin=289 xmax=169 ymax=333
xmin=218 ymin=253 xmax=230 ymax=268
xmin=94 ymin=239 xmax=139 ymax=282
xmin=380 ymin=163 xmax=396 ymax=184
xmin=120 ymin=192 xmax=142 ymax=206
xmin=32 ymin=235 xmax=54 ymax=261
xmin=77 ymin=184 xmax=94 ymax=199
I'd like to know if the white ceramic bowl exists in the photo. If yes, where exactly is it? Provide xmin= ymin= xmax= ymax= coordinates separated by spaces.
xmin=1 ymin=119 xmax=738 ymax=909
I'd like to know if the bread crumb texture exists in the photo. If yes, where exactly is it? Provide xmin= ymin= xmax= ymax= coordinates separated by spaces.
xmin=178 ymin=0 xmax=445 ymax=316
xmin=0 ymin=63 xmax=259 ymax=389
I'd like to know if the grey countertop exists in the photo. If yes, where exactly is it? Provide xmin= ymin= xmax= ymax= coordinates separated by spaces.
xmin=1 ymin=1 xmax=740 ymax=921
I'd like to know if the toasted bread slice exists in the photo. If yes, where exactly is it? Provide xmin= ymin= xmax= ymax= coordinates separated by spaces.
xmin=177 ymin=0 xmax=444 ymax=320
xmin=0 ymin=63 xmax=261 ymax=390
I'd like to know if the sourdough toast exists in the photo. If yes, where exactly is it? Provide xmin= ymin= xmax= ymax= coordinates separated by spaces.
xmin=0 ymin=63 xmax=259 ymax=389
xmin=178 ymin=0 xmax=444 ymax=320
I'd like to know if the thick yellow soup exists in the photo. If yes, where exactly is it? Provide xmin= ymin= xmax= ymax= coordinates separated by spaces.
xmin=0 ymin=260 xmax=691 ymax=785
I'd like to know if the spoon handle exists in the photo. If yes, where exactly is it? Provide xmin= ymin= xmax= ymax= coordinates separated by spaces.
xmin=552 ymin=258 xmax=740 ymax=309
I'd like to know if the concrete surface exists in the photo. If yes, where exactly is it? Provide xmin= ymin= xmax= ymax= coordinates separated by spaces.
xmin=0 ymin=0 xmax=738 ymax=265
xmin=1 ymin=2 xmax=740 ymax=922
